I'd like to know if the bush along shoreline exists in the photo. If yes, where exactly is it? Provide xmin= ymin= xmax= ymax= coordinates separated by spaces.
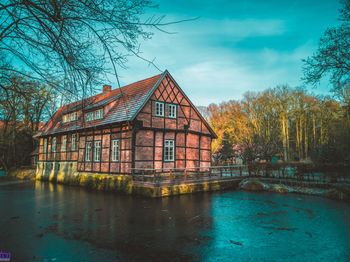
xmin=8 ymin=167 xmax=36 ymax=180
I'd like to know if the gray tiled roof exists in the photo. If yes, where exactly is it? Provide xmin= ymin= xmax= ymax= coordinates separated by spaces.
xmin=35 ymin=71 xmax=165 ymax=136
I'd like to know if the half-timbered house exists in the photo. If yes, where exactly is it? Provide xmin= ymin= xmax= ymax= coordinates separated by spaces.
xmin=35 ymin=71 xmax=217 ymax=175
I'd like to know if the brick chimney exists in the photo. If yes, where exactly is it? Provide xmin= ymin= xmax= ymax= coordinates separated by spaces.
xmin=103 ymin=84 xmax=112 ymax=93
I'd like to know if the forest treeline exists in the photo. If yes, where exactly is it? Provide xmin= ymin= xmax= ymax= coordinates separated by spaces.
xmin=0 ymin=77 xmax=57 ymax=170
xmin=1 ymin=0 xmax=350 ymax=171
xmin=206 ymin=0 xmax=350 ymax=167
xmin=207 ymin=86 xmax=350 ymax=165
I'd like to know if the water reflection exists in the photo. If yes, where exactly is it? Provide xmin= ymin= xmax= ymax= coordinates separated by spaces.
xmin=0 ymin=180 xmax=349 ymax=261
xmin=32 ymin=181 xmax=214 ymax=260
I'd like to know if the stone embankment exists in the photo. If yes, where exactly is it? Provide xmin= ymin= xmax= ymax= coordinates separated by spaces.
xmin=239 ymin=178 xmax=350 ymax=201
xmin=8 ymin=164 xmax=241 ymax=197
xmin=7 ymin=166 xmax=350 ymax=200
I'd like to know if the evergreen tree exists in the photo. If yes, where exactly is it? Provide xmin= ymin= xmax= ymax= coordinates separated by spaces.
xmin=218 ymin=131 xmax=235 ymax=163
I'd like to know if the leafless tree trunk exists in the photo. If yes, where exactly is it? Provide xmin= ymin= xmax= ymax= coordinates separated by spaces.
xmin=0 ymin=0 xmax=193 ymax=100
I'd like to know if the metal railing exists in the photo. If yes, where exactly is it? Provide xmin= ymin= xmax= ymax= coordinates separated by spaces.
xmin=130 ymin=165 xmax=247 ymax=185
xmin=130 ymin=165 xmax=350 ymax=186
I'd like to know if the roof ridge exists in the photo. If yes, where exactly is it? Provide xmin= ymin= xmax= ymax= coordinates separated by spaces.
xmin=118 ymin=73 xmax=163 ymax=92
xmin=61 ymin=72 xmax=164 ymax=111
xmin=130 ymin=70 xmax=167 ymax=121
xmin=35 ymin=71 xmax=166 ymax=137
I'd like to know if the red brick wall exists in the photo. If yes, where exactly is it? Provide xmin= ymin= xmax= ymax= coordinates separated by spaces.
xmin=136 ymin=74 xmax=212 ymax=136
xmin=38 ymin=124 xmax=133 ymax=174
xmin=134 ymin=74 xmax=213 ymax=170
xmin=77 ymin=126 xmax=132 ymax=173
xmin=134 ymin=129 xmax=212 ymax=170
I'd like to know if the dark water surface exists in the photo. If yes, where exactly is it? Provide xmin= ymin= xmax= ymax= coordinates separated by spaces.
xmin=0 ymin=180 xmax=349 ymax=261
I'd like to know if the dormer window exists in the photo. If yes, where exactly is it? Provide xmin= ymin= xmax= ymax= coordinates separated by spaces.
xmin=63 ymin=111 xmax=77 ymax=123
xmin=95 ymin=108 xmax=103 ymax=120
xmin=86 ymin=112 xmax=94 ymax=121
xmin=85 ymin=108 xmax=104 ymax=122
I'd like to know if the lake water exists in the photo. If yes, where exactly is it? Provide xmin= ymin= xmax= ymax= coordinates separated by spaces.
xmin=0 ymin=179 xmax=349 ymax=261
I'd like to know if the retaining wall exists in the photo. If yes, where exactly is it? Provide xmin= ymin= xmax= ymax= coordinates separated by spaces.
xmin=33 ymin=161 xmax=239 ymax=197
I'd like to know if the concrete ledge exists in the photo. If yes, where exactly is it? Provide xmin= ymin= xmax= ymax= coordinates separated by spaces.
xmin=133 ymin=179 xmax=241 ymax=197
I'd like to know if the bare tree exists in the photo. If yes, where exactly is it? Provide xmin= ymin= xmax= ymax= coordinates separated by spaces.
xmin=0 ymin=75 xmax=56 ymax=170
xmin=0 ymin=0 xmax=184 ymax=101
xmin=302 ymin=0 xmax=350 ymax=105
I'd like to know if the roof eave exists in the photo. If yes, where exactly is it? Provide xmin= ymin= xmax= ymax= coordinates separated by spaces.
xmin=165 ymin=72 xmax=218 ymax=139
xmin=130 ymin=70 xmax=168 ymax=122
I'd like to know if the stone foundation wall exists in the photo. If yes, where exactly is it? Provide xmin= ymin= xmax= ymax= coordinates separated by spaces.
xmin=36 ymin=161 xmax=134 ymax=193
xmin=34 ymin=161 xmax=240 ymax=197
xmin=144 ymin=179 xmax=240 ymax=197
xmin=11 ymin=163 xmax=347 ymax=200
xmin=36 ymin=161 xmax=78 ymax=182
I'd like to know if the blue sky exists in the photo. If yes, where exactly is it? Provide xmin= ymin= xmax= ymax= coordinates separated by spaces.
xmin=116 ymin=0 xmax=341 ymax=105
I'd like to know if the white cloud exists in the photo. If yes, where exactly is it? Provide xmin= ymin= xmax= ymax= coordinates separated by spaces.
xmin=173 ymin=43 xmax=319 ymax=105
xmin=111 ymin=18 xmax=331 ymax=106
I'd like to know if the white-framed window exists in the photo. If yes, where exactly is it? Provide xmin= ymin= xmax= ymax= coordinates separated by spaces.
xmin=111 ymin=139 xmax=120 ymax=162
xmin=168 ymin=104 xmax=177 ymax=118
xmin=155 ymin=102 xmax=164 ymax=117
xmin=164 ymin=139 xmax=175 ymax=161
xmin=85 ymin=112 xmax=94 ymax=121
xmin=85 ymin=141 xmax=92 ymax=161
xmin=94 ymin=141 xmax=101 ymax=162
xmin=63 ymin=112 xmax=78 ymax=123
xmin=68 ymin=112 xmax=76 ymax=121
xmin=43 ymin=138 xmax=47 ymax=153
xmin=95 ymin=108 xmax=103 ymax=120
xmin=61 ymin=135 xmax=67 ymax=152
xmin=71 ymin=134 xmax=77 ymax=151
xmin=85 ymin=109 xmax=103 ymax=121
xmin=52 ymin=137 xmax=56 ymax=152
